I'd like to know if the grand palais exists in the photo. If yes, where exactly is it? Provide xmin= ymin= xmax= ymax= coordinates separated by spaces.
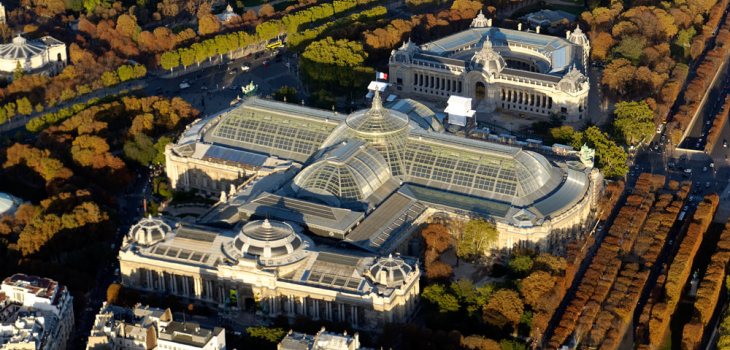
xmin=387 ymin=12 xmax=591 ymax=122
xmin=118 ymin=71 xmax=601 ymax=328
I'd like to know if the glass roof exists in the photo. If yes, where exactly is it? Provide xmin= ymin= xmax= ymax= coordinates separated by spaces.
xmin=205 ymin=99 xmax=340 ymax=163
xmin=345 ymin=91 xmax=409 ymax=135
xmin=292 ymin=140 xmax=393 ymax=206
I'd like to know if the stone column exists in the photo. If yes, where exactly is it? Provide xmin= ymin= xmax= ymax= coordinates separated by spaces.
xmin=194 ymin=278 xmax=202 ymax=298
xmin=326 ymin=301 xmax=332 ymax=320
xmin=159 ymin=271 xmax=166 ymax=291
xmin=351 ymin=306 xmax=358 ymax=326
xmin=339 ymin=304 xmax=345 ymax=322
xmin=300 ymin=297 xmax=306 ymax=316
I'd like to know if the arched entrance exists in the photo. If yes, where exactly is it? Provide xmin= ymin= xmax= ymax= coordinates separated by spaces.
xmin=475 ymin=81 xmax=486 ymax=99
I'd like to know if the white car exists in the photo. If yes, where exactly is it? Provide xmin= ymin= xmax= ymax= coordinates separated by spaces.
xmin=241 ymin=65 xmax=250 ymax=72
xmin=684 ymin=168 xmax=692 ymax=174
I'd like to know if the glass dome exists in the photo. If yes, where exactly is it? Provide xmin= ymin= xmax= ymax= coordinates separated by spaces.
xmin=365 ymin=254 xmax=414 ymax=288
xmin=231 ymin=219 xmax=306 ymax=260
xmin=344 ymin=91 xmax=410 ymax=176
xmin=346 ymin=91 xmax=409 ymax=135
xmin=291 ymin=140 xmax=393 ymax=206
xmin=129 ymin=216 xmax=171 ymax=246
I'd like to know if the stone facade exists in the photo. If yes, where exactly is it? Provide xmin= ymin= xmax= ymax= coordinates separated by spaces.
xmin=118 ymin=219 xmax=420 ymax=331
xmin=0 ymin=35 xmax=67 ymax=80
xmin=388 ymin=13 xmax=591 ymax=122
xmin=0 ymin=274 xmax=74 ymax=350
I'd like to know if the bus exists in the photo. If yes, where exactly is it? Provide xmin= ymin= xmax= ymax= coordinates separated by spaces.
xmin=266 ymin=40 xmax=283 ymax=50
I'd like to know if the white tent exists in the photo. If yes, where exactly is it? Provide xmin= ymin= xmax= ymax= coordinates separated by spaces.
xmin=444 ymin=96 xmax=475 ymax=127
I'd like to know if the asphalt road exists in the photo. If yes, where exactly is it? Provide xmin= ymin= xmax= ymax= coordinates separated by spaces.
xmin=679 ymin=59 xmax=730 ymax=151
xmin=145 ymin=49 xmax=304 ymax=116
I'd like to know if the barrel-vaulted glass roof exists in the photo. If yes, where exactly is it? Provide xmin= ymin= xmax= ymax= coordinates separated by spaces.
xmin=204 ymin=98 xmax=343 ymax=163
xmin=404 ymin=130 xmax=563 ymax=206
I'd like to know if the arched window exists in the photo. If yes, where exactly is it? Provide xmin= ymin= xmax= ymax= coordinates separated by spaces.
xmin=475 ymin=82 xmax=486 ymax=99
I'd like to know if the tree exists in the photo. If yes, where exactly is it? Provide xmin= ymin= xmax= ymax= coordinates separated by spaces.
xmin=153 ymin=136 xmax=172 ymax=165
xmin=246 ymin=326 xmax=286 ymax=343
xmin=461 ymin=335 xmax=501 ymax=350
xmin=583 ymin=126 xmax=629 ymax=178
xmin=591 ymin=32 xmax=615 ymax=61
xmin=274 ymin=86 xmax=298 ymax=102
xmin=198 ymin=14 xmax=221 ymax=35
xmin=549 ymin=126 xmax=583 ymax=149
xmin=613 ymin=35 xmax=646 ymax=63
xmin=533 ymin=253 xmax=566 ymax=275
xmin=116 ymin=14 xmax=141 ymax=39
xmin=160 ymin=51 xmax=180 ymax=71
xmin=124 ymin=133 xmax=157 ymax=166
xmin=107 ymin=283 xmax=122 ymax=304
xmin=258 ymin=3 xmax=274 ymax=17
xmin=457 ymin=219 xmax=498 ymax=259
xmin=422 ymin=223 xmax=451 ymax=253
xmin=483 ymin=289 xmax=524 ymax=330
xmin=16 ymin=97 xmax=33 ymax=116
xmin=13 ymin=62 xmax=24 ymax=81
xmin=422 ymin=284 xmax=461 ymax=313
xmin=508 ymin=255 xmax=533 ymax=277
xmin=519 ymin=271 xmax=556 ymax=309
xmin=179 ymin=48 xmax=195 ymax=69
xmin=101 ymin=71 xmax=120 ymax=87
xmin=613 ymin=100 xmax=655 ymax=145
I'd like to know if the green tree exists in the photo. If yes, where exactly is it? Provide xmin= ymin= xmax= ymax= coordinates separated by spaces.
xmin=246 ymin=326 xmax=287 ymax=343
xmin=422 ymin=284 xmax=460 ymax=313
xmin=674 ymin=27 xmax=696 ymax=58
xmin=179 ymin=48 xmax=195 ymax=69
xmin=160 ymin=51 xmax=180 ymax=71
xmin=123 ymin=133 xmax=157 ymax=166
xmin=613 ymin=35 xmax=646 ymax=63
xmin=16 ymin=97 xmax=33 ymax=116
xmin=550 ymin=125 xmax=583 ymax=149
xmin=117 ymin=65 xmax=134 ymax=82
xmin=132 ymin=65 xmax=147 ymax=79
xmin=457 ymin=219 xmax=498 ymax=259
xmin=499 ymin=339 xmax=528 ymax=350
xmin=274 ymin=86 xmax=298 ymax=102
xmin=613 ymin=100 xmax=655 ymax=145
xmin=300 ymin=37 xmax=373 ymax=90
xmin=101 ymin=71 xmax=120 ymax=87
xmin=584 ymin=126 xmax=629 ymax=178
xmin=508 ymin=255 xmax=533 ymax=277
xmin=451 ymin=279 xmax=494 ymax=317
xmin=153 ymin=136 xmax=172 ymax=165
xmin=13 ymin=61 xmax=24 ymax=81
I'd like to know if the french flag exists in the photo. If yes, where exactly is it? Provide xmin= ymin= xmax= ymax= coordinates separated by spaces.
xmin=376 ymin=72 xmax=388 ymax=80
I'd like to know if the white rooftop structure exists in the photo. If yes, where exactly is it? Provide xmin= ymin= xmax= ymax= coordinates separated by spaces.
xmin=0 ymin=192 xmax=21 ymax=216
xmin=0 ymin=274 xmax=74 ymax=350
xmin=0 ymin=35 xmax=67 ymax=80
xmin=444 ymin=95 xmax=475 ymax=127
xmin=216 ymin=4 xmax=239 ymax=23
